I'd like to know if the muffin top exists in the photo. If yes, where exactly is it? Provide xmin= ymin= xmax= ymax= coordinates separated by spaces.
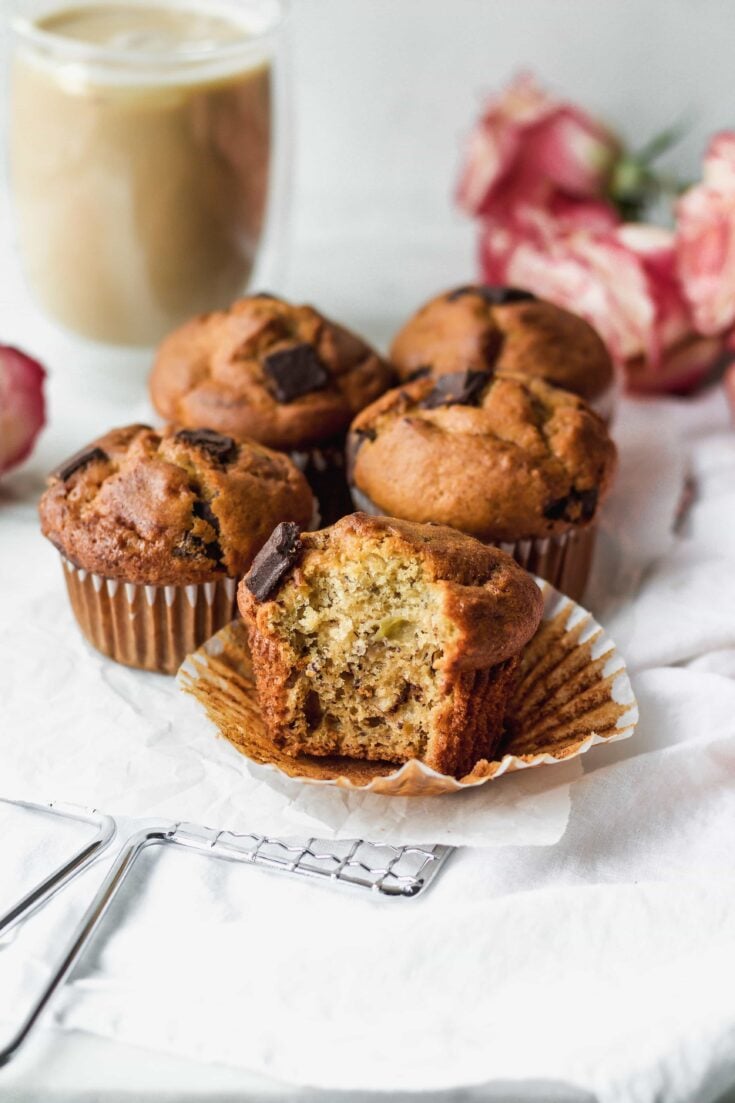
xmin=348 ymin=371 xmax=617 ymax=542
xmin=149 ymin=293 xmax=395 ymax=451
xmin=39 ymin=424 xmax=314 ymax=585
xmin=390 ymin=285 xmax=614 ymax=403
xmin=239 ymin=512 xmax=544 ymax=670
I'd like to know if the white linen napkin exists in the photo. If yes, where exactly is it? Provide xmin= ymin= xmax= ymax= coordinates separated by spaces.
xmin=3 ymin=391 xmax=735 ymax=1102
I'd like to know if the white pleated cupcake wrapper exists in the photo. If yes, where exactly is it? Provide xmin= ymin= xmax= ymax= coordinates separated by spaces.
xmin=179 ymin=577 xmax=639 ymax=797
xmin=62 ymin=559 xmax=238 ymax=607
xmin=59 ymin=554 xmax=239 ymax=675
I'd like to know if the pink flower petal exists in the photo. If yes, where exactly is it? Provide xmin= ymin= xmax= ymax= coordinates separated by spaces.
xmin=0 ymin=346 xmax=47 ymax=476
xmin=457 ymin=72 xmax=619 ymax=217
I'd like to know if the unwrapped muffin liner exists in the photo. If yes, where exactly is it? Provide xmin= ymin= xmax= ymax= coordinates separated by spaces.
xmin=59 ymin=555 xmax=239 ymax=675
xmin=178 ymin=578 xmax=638 ymax=797
xmin=349 ymin=487 xmax=597 ymax=601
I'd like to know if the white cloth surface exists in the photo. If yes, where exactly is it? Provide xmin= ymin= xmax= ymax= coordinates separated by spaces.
xmin=3 ymin=385 xmax=735 ymax=1102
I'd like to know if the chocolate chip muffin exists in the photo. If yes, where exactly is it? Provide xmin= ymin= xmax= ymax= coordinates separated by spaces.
xmin=238 ymin=513 xmax=544 ymax=778
xmin=39 ymin=424 xmax=313 ymax=674
xmin=390 ymin=285 xmax=615 ymax=417
xmin=347 ymin=371 xmax=617 ymax=600
xmin=149 ymin=293 xmax=395 ymax=524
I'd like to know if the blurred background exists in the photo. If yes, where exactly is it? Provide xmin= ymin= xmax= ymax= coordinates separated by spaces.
xmin=2 ymin=0 xmax=734 ymax=350
xmin=286 ymin=0 xmax=735 ymax=339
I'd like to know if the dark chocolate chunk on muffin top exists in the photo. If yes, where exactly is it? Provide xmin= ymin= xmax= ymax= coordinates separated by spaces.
xmin=390 ymin=284 xmax=614 ymax=403
xmin=173 ymin=427 xmax=238 ymax=465
xmin=243 ymin=521 xmax=303 ymax=602
xmin=446 ymin=285 xmax=537 ymax=305
xmin=347 ymin=372 xmax=617 ymax=542
xmin=149 ymin=294 xmax=395 ymax=451
xmin=39 ymin=424 xmax=314 ymax=586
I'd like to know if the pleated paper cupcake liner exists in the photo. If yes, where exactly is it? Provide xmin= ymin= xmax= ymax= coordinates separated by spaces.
xmin=59 ymin=555 xmax=239 ymax=675
xmin=349 ymin=487 xmax=597 ymax=601
xmin=178 ymin=578 xmax=638 ymax=797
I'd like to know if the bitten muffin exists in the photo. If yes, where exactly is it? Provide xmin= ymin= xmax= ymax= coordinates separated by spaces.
xmin=347 ymin=370 xmax=617 ymax=600
xmin=390 ymin=285 xmax=615 ymax=415
xmin=149 ymin=293 xmax=395 ymax=524
xmin=39 ymin=424 xmax=313 ymax=673
xmin=238 ymin=513 xmax=544 ymax=778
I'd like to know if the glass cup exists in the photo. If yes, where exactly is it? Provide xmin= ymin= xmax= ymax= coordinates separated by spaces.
xmin=7 ymin=0 xmax=288 ymax=347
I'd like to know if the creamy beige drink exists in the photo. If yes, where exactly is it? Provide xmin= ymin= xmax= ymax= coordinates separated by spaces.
xmin=10 ymin=2 xmax=275 ymax=345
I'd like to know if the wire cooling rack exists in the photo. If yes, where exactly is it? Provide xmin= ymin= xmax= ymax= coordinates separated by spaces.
xmin=0 ymin=800 xmax=452 ymax=1068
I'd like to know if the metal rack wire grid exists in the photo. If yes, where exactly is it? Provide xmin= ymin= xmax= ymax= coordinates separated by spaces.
xmin=0 ymin=802 xmax=452 ymax=1068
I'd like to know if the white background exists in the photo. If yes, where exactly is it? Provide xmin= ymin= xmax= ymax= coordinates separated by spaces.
xmin=2 ymin=3 xmax=735 ymax=1100
xmin=285 ymin=0 xmax=735 ymax=330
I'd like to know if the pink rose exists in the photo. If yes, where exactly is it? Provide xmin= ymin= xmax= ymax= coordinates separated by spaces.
xmin=676 ymin=132 xmax=735 ymax=336
xmin=480 ymin=215 xmax=722 ymax=393
xmin=457 ymin=73 xmax=620 ymax=218
xmin=481 ymin=211 xmax=656 ymax=362
xmin=0 ymin=346 xmax=46 ymax=476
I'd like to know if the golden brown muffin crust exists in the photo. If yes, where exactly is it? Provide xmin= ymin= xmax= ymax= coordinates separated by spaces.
xmin=348 ymin=372 xmax=617 ymax=542
xmin=149 ymin=294 xmax=395 ymax=450
xmin=390 ymin=285 xmax=614 ymax=402
xmin=239 ymin=512 xmax=544 ymax=672
xmin=39 ymin=424 xmax=314 ymax=585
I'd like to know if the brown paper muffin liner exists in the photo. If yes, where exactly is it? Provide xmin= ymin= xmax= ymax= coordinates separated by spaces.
xmin=349 ymin=487 xmax=597 ymax=601
xmin=493 ymin=527 xmax=597 ymax=603
xmin=59 ymin=555 xmax=239 ymax=675
xmin=290 ymin=438 xmax=353 ymax=527
xmin=178 ymin=578 xmax=638 ymax=796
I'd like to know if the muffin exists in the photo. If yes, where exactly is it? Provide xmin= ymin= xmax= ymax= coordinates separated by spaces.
xmin=390 ymin=285 xmax=615 ymax=418
xmin=149 ymin=293 xmax=395 ymax=524
xmin=39 ymin=424 xmax=313 ymax=674
xmin=347 ymin=370 xmax=617 ymax=600
xmin=238 ymin=513 xmax=544 ymax=778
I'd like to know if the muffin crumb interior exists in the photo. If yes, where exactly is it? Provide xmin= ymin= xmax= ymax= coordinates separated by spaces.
xmin=271 ymin=539 xmax=457 ymax=761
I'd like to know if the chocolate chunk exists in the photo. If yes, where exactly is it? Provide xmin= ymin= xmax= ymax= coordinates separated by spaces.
xmin=244 ymin=521 xmax=302 ymax=602
xmin=53 ymin=446 xmax=108 ymax=482
xmin=543 ymin=496 xmax=570 ymax=521
xmin=252 ymin=291 xmax=279 ymax=299
xmin=192 ymin=497 xmax=220 ymax=533
xmin=420 ymin=370 xmax=490 ymax=410
xmin=172 ymin=532 xmax=222 ymax=564
xmin=175 ymin=428 xmax=238 ymax=465
xmin=482 ymin=328 xmax=505 ymax=368
xmin=543 ymin=487 xmax=599 ymax=523
xmin=262 ymin=343 xmax=329 ymax=403
xmin=406 ymin=365 xmax=432 ymax=382
xmin=447 ymin=285 xmax=537 ymax=305
xmin=192 ymin=498 xmax=224 ymax=564
xmin=345 ymin=427 xmax=377 ymax=482
xmin=577 ymin=488 xmax=599 ymax=521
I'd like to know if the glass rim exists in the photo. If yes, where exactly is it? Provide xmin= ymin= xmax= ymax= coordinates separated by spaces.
xmin=10 ymin=0 xmax=286 ymax=70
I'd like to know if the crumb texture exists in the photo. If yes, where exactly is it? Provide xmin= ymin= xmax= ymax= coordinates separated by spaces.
xmin=239 ymin=513 xmax=543 ymax=776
